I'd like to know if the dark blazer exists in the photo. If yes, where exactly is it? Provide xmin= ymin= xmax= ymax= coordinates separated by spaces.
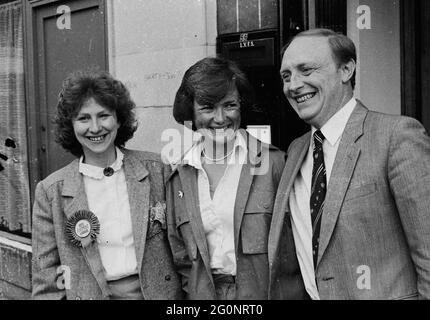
xmin=269 ymin=102 xmax=430 ymax=300
xmin=32 ymin=149 xmax=183 ymax=300
xmin=167 ymin=133 xmax=287 ymax=299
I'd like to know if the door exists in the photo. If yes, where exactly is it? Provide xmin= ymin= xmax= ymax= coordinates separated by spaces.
xmin=27 ymin=0 xmax=107 ymax=190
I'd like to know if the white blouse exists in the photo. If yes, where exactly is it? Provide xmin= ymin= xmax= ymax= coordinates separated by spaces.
xmin=79 ymin=148 xmax=138 ymax=281
xmin=183 ymin=132 xmax=247 ymax=275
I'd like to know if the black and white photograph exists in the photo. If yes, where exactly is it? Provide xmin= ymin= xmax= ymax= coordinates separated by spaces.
xmin=0 ymin=0 xmax=429 ymax=312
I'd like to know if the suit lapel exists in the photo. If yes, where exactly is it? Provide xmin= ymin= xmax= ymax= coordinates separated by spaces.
xmin=177 ymin=165 xmax=214 ymax=286
xmin=122 ymin=151 xmax=150 ymax=276
xmin=62 ymin=160 xmax=111 ymax=298
xmin=268 ymin=133 xmax=310 ymax=267
xmin=316 ymin=103 xmax=367 ymax=267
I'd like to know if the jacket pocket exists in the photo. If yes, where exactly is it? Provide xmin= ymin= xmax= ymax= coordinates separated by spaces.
xmin=176 ymin=214 xmax=198 ymax=261
xmin=244 ymin=191 xmax=275 ymax=213
xmin=344 ymin=182 xmax=377 ymax=202
xmin=241 ymin=211 xmax=271 ymax=254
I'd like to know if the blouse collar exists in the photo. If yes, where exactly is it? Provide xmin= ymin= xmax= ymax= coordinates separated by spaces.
xmin=79 ymin=147 xmax=124 ymax=180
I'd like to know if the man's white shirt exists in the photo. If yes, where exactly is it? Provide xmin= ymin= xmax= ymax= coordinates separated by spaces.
xmin=288 ymin=98 xmax=357 ymax=299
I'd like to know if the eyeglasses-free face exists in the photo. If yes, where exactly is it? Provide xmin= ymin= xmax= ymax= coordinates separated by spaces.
xmin=193 ymin=87 xmax=241 ymax=145
xmin=72 ymin=97 xmax=120 ymax=166
xmin=280 ymin=36 xmax=353 ymax=129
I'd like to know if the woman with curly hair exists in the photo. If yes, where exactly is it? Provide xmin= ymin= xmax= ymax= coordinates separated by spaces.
xmin=31 ymin=70 xmax=182 ymax=300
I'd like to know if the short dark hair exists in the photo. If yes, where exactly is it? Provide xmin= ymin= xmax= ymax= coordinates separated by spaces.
xmin=54 ymin=70 xmax=138 ymax=157
xmin=281 ymin=28 xmax=357 ymax=89
xmin=173 ymin=57 xmax=254 ymax=129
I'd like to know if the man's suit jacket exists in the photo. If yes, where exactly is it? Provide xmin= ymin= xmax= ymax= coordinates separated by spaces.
xmin=166 ymin=133 xmax=289 ymax=299
xmin=269 ymin=102 xmax=430 ymax=300
xmin=32 ymin=149 xmax=183 ymax=300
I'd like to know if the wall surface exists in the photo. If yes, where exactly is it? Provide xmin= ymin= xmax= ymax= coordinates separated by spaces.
xmin=0 ymin=239 xmax=32 ymax=300
xmin=107 ymin=0 xmax=217 ymax=158
xmin=347 ymin=0 xmax=401 ymax=115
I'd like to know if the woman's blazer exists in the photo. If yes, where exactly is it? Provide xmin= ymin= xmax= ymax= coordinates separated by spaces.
xmin=32 ymin=149 xmax=183 ymax=300
xmin=167 ymin=133 xmax=286 ymax=299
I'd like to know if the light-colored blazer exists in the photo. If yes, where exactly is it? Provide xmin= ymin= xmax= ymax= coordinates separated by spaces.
xmin=32 ymin=149 xmax=183 ymax=300
xmin=269 ymin=102 xmax=430 ymax=300
xmin=167 ymin=133 xmax=288 ymax=299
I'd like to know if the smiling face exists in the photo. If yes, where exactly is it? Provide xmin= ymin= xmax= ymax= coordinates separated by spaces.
xmin=193 ymin=87 xmax=241 ymax=144
xmin=72 ymin=97 xmax=120 ymax=165
xmin=280 ymin=36 xmax=353 ymax=128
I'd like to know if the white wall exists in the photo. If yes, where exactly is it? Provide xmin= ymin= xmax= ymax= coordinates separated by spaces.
xmin=347 ymin=0 xmax=401 ymax=115
xmin=107 ymin=0 xmax=217 ymax=157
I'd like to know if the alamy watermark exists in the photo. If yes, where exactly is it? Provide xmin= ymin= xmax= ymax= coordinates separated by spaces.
xmin=56 ymin=265 xmax=71 ymax=290
xmin=356 ymin=265 xmax=371 ymax=290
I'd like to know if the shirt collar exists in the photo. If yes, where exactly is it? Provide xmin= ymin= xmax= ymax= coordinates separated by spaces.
xmin=183 ymin=130 xmax=248 ymax=170
xmin=79 ymin=147 xmax=124 ymax=179
xmin=311 ymin=98 xmax=357 ymax=147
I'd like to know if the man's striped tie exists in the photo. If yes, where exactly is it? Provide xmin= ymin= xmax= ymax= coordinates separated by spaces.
xmin=310 ymin=130 xmax=326 ymax=270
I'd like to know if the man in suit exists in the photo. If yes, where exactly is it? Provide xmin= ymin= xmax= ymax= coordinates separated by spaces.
xmin=268 ymin=28 xmax=430 ymax=299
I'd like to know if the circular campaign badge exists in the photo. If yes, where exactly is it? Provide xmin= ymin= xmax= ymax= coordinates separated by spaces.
xmin=75 ymin=220 xmax=91 ymax=238
xmin=66 ymin=210 xmax=100 ymax=248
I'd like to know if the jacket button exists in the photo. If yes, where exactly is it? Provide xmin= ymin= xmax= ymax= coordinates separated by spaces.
xmin=165 ymin=275 xmax=171 ymax=281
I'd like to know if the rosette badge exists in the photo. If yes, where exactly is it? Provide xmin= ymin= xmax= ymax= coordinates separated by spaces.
xmin=66 ymin=210 xmax=100 ymax=248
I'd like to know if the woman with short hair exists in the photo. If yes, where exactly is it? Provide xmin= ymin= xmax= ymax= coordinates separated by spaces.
xmin=167 ymin=57 xmax=286 ymax=299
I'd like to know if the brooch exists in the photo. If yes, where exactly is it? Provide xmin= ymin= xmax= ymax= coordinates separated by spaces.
xmin=150 ymin=201 xmax=167 ymax=229
xmin=103 ymin=167 xmax=114 ymax=177
xmin=66 ymin=210 xmax=100 ymax=248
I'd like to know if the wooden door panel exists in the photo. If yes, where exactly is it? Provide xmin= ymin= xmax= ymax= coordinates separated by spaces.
xmin=33 ymin=0 xmax=107 ymax=177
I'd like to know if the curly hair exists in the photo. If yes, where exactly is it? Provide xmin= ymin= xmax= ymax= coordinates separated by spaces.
xmin=54 ymin=70 xmax=138 ymax=157
xmin=173 ymin=57 xmax=254 ymax=130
